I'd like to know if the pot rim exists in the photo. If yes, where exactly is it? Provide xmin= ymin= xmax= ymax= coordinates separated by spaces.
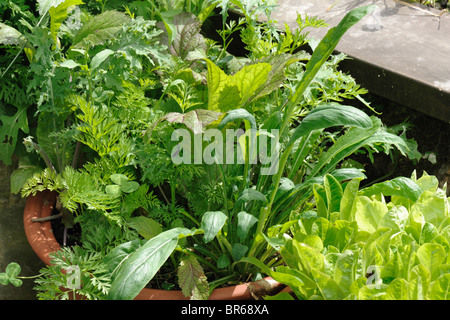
xmin=23 ymin=191 xmax=284 ymax=300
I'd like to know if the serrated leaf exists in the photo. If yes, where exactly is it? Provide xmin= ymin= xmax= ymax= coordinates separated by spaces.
xmin=206 ymin=59 xmax=272 ymax=112
xmin=49 ymin=0 xmax=84 ymax=43
xmin=72 ymin=10 xmax=130 ymax=49
xmin=178 ymin=255 xmax=209 ymax=300
xmin=162 ymin=12 xmax=207 ymax=60
xmin=37 ymin=0 xmax=65 ymax=15
xmin=0 ymin=105 xmax=29 ymax=166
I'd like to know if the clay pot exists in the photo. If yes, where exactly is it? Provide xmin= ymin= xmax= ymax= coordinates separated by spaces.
xmin=23 ymin=190 xmax=285 ymax=300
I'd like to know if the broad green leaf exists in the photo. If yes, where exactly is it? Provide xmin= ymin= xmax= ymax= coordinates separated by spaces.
xmin=110 ymin=173 xmax=128 ymax=185
xmin=206 ymin=59 xmax=272 ymax=112
xmin=417 ymin=243 xmax=446 ymax=279
xmin=120 ymin=181 xmax=140 ymax=193
xmin=289 ymin=103 xmax=373 ymax=147
xmin=324 ymin=174 xmax=343 ymax=214
xmin=217 ymin=255 xmax=230 ymax=268
xmin=103 ymin=239 xmax=145 ymax=275
xmin=90 ymin=48 xmax=114 ymax=70
xmin=357 ymin=284 xmax=387 ymax=300
xmin=128 ymin=216 xmax=162 ymax=240
xmin=72 ymin=10 xmax=130 ymax=49
xmin=409 ymin=264 xmax=431 ymax=300
xmin=201 ymin=211 xmax=227 ymax=243
xmin=307 ymin=117 xmax=381 ymax=178
xmin=37 ymin=0 xmax=65 ymax=15
xmin=0 ymin=105 xmax=29 ymax=166
xmin=355 ymin=197 xmax=388 ymax=233
xmin=310 ymin=268 xmax=346 ymax=300
xmin=49 ymin=0 xmax=84 ymax=43
xmin=163 ymin=109 xmax=223 ymax=135
xmin=60 ymin=59 xmax=81 ymax=69
xmin=218 ymin=108 xmax=256 ymax=131
xmin=105 ymin=184 xmax=121 ymax=196
xmin=340 ymin=177 xmax=363 ymax=221
xmin=10 ymin=159 xmax=41 ymax=194
xmin=333 ymin=250 xmax=363 ymax=296
xmin=361 ymin=177 xmax=424 ymax=203
xmin=177 ymin=255 xmax=209 ymax=300
xmin=0 ymin=23 xmax=26 ymax=46
xmin=430 ymin=274 xmax=450 ymax=300
xmin=412 ymin=189 xmax=448 ymax=228
xmin=231 ymin=243 xmax=248 ymax=261
xmin=378 ymin=205 xmax=409 ymax=232
xmin=237 ymin=189 xmax=267 ymax=203
xmin=385 ymin=278 xmax=409 ymax=300
xmin=108 ymin=228 xmax=196 ymax=300
xmin=237 ymin=211 xmax=258 ymax=243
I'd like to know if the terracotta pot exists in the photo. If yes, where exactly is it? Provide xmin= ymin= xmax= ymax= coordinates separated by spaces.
xmin=23 ymin=191 xmax=285 ymax=300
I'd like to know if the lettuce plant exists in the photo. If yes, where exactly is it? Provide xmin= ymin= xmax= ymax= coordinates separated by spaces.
xmin=250 ymin=172 xmax=450 ymax=300
xmin=0 ymin=0 xmax=422 ymax=300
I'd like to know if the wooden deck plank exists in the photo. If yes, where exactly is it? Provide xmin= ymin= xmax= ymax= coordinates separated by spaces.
xmin=271 ymin=0 xmax=450 ymax=122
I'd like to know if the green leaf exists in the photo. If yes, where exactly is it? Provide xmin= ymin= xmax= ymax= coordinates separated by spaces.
xmin=49 ymin=0 xmax=84 ymax=43
xmin=110 ymin=173 xmax=128 ymax=185
xmin=412 ymin=189 xmax=448 ymax=228
xmin=323 ymin=174 xmax=343 ymax=214
xmin=360 ymin=177 xmax=424 ymax=203
xmin=417 ymin=243 xmax=446 ymax=279
xmin=10 ymin=160 xmax=41 ymax=194
xmin=103 ymin=239 xmax=145 ymax=275
xmin=37 ymin=0 xmax=65 ymax=15
xmin=288 ymin=103 xmax=373 ymax=148
xmin=385 ymin=278 xmax=409 ymax=300
xmin=340 ymin=177 xmax=363 ymax=221
xmin=354 ymin=197 xmax=388 ymax=234
xmin=177 ymin=255 xmax=209 ymax=300
xmin=105 ymin=184 xmax=121 ymax=196
xmin=430 ymin=274 xmax=450 ymax=300
xmin=121 ymin=181 xmax=140 ymax=193
xmin=206 ymin=59 xmax=272 ymax=112
xmin=90 ymin=48 xmax=115 ymax=70
xmin=163 ymin=109 xmax=223 ymax=135
xmin=237 ymin=211 xmax=258 ymax=243
xmin=218 ymin=108 xmax=256 ymax=131
xmin=128 ymin=216 xmax=162 ymax=240
xmin=72 ymin=10 xmax=130 ymax=49
xmin=108 ymin=228 xmax=196 ymax=300
xmin=60 ymin=59 xmax=81 ymax=69
xmin=0 ymin=22 xmax=26 ymax=46
xmin=0 ymin=104 xmax=29 ymax=166
xmin=231 ymin=243 xmax=248 ymax=261
xmin=237 ymin=189 xmax=267 ymax=203
xmin=286 ymin=5 xmax=376 ymax=111
xmin=217 ymin=255 xmax=230 ymax=268
xmin=201 ymin=211 xmax=227 ymax=243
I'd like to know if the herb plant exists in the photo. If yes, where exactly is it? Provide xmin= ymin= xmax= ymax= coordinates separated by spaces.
xmin=0 ymin=0 xmax=424 ymax=300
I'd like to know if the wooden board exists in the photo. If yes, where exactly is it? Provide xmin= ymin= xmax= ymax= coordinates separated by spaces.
xmin=271 ymin=0 xmax=450 ymax=122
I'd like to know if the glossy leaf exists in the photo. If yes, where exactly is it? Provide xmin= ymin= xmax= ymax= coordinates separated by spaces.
xmin=108 ymin=228 xmax=197 ymax=300
xmin=201 ymin=211 xmax=227 ymax=243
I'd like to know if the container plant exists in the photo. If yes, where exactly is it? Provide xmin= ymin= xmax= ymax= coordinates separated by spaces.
xmin=0 ymin=0 xmax=417 ymax=300
xmin=247 ymin=171 xmax=450 ymax=300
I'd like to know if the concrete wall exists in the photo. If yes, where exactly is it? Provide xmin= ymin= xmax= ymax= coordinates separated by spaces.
xmin=0 ymin=163 xmax=44 ymax=300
